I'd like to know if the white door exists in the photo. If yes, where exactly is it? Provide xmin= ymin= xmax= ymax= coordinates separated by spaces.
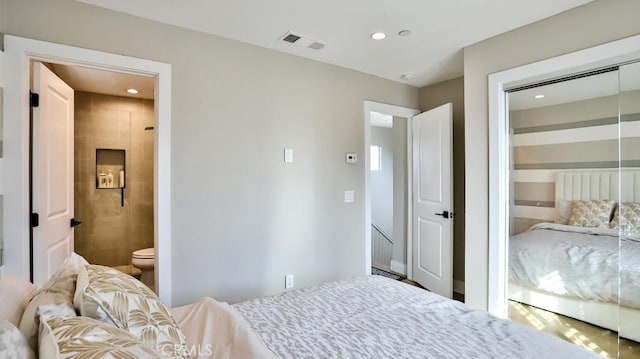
xmin=412 ymin=103 xmax=453 ymax=298
xmin=32 ymin=62 xmax=75 ymax=287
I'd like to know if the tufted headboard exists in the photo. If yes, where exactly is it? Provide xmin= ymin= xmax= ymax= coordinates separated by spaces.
xmin=555 ymin=170 xmax=640 ymax=204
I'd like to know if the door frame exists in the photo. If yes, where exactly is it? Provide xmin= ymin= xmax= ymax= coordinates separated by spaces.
xmin=487 ymin=34 xmax=640 ymax=318
xmin=3 ymin=35 xmax=174 ymax=306
xmin=363 ymin=101 xmax=419 ymax=278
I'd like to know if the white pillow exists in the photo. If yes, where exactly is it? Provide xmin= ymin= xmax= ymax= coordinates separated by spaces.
xmin=74 ymin=265 xmax=189 ymax=358
xmin=39 ymin=315 xmax=162 ymax=359
xmin=555 ymin=199 xmax=572 ymax=225
xmin=0 ymin=277 xmax=36 ymax=327
xmin=0 ymin=320 xmax=36 ymax=359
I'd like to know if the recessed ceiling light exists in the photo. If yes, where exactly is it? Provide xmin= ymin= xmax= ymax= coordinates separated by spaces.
xmin=534 ymin=94 xmax=545 ymax=99
xmin=371 ymin=32 xmax=386 ymax=40
xmin=398 ymin=30 xmax=411 ymax=37
xmin=126 ymin=88 xmax=139 ymax=94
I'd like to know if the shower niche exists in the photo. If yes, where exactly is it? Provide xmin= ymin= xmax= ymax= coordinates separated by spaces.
xmin=96 ymin=149 xmax=125 ymax=189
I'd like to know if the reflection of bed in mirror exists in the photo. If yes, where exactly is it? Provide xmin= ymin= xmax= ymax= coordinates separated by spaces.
xmin=509 ymin=171 xmax=640 ymax=343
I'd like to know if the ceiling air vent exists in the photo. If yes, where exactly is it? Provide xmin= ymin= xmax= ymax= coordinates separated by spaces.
xmin=279 ymin=31 xmax=326 ymax=50
xmin=283 ymin=34 xmax=301 ymax=43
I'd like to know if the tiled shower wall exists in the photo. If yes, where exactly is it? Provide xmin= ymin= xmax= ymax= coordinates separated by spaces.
xmin=74 ymin=92 xmax=154 ymax=266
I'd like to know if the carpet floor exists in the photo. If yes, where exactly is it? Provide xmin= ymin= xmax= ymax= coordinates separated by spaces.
xmin=509 ymin=300 xmax=640 ymax=358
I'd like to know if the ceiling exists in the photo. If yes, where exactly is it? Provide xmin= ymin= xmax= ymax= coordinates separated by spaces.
xmin=370 ymin=112 xmax=393 ymax=128
xmin=77 ymin=0 xmax=593 ymax=88
xmin=509 ymin=61 xmax=640 ymax=111
xmin=49 ymin=63 xmax=155 ymax=100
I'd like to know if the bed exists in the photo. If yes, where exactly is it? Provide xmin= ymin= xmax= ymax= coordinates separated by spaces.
xmin=509 ymin=170 xmax=640 ymax=343
xmin=2 ymin=262 xmax=598 ymax=359
xmin=176 ymin=275 xmax=597 ymax=358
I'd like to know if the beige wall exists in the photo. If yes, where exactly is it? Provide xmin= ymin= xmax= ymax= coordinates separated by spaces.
xmin=74 ymin=92 xmax=154 ymax=267
xmin=463 ymin=0 xmax=640 ymax=309
xmin=4 ymin=0 xmax=418 ymax=304
xmin=419 ymin=77 xmax=465 ymax=283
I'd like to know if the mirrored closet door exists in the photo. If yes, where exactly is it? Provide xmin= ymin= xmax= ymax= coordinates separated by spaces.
xmin=505 ymin=64 xmax=640 ymax=358
xmin=617 ymin=61 xmax=640 ymax=359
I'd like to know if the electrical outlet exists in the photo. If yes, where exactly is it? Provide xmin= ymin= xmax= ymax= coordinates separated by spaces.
xmin=285 ymin=274 xmax=294 ymax=289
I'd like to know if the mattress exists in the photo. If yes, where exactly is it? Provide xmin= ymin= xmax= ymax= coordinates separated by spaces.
xmin=509 ymin=222 xmax=640 ymax=309
xmin=233 ymin=275 xmax=597 ymax=358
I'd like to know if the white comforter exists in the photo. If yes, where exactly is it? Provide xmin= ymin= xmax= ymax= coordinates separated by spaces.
xmin=171 ymin=297 xmax=278 ymax=359
xmin=233 ymin=276 xmax=596 ymax=359
xmin=509 ymin=222 xmax=640 ymax=309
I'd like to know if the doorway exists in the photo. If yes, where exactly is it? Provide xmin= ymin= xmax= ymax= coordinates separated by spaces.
xmin=36 ymin=62 xmax=158 ymax=292
xmin=3 ymin=35 xmax=174 ymax=305
xmin=364 ymin=101 xmax=454 ymax=297
xmin=369 ymin=111 xmax=408 ymax=275
xmin=363 ymin=101 xmax=418 ymax=278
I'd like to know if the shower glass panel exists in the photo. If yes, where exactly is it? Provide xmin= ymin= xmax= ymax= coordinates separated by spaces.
xmin=617 ymin=61 xmax=640 ymax=358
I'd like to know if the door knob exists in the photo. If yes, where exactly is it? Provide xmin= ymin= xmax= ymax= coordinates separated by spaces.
xmin=70 ymin=218 xmax=82 ymax=228
xmin=434 ymin=211 xmax=453 ymax=219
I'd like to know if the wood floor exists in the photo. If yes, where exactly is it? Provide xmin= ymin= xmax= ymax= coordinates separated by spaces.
xmin=509 ymin=300 xmax=640 ymax=358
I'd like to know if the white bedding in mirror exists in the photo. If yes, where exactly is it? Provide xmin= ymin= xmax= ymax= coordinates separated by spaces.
xmin=509 ymin=222 xmax=640 ymax=309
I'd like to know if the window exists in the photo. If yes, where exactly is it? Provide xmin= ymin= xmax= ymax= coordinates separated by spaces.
xmin=370 ymin=145 xmax=381 ymax=171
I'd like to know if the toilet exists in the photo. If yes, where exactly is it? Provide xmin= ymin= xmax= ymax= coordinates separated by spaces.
xmin=131 ymin=248 xmax=155 ymax=292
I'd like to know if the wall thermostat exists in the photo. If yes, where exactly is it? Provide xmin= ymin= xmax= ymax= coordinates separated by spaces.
xmin=345 ymin=153 xmax=357 ymax=164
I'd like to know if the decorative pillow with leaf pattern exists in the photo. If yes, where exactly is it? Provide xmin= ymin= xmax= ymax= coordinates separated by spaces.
xmin=567 ymin=199 xmax=616 ymax=228
xmin=39 ymin=315 xmax=162 ymax=359
xmin=20 ymin=252 xmax=88 ymax=352
xmin=610 ymin=202 xmax=640 ymax=233
xmin=74 ymin=265 xmax=188 ymax=359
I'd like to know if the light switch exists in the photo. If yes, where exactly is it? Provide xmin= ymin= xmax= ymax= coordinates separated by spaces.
xmin=344 ymin=190 xmax=355 ymax=203
xmin=284 ymin=148 xmax=293 ymax=163
xmin=345 ymin=153 xmax=357 ymax=164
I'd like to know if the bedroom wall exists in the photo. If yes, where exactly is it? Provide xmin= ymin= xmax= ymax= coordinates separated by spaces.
xmin=463 ymin=0 xmax=640 ymax=310
xmin=419 ymin=76 xmax=465 ymax=285
xmin=4 ymin=0 xmax=419 ymax=305
xmin=510 ymin=90 xmax=640 ymax=234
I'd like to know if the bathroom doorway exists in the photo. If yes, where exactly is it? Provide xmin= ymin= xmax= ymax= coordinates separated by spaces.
xmin=32 ymin=62 xmax=158 ymax=291
xmin=4 ymin=36 xmax=173 ymax=304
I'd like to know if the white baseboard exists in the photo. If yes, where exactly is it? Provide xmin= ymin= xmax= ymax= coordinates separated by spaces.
xmin=454 ymin=280 xmax=465 ymax=295
xmin=390 ymin=260 xmax=406 ymax=275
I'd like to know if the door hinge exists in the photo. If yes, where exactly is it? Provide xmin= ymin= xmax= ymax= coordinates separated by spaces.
xmin=30 ymin=92 xmax=39 ymax=108
xmin=31 ymin=213 xmax=39 ymax=228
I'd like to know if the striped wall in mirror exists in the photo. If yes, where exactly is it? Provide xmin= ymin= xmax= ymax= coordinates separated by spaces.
xmin=509 ymin=90 xmax=640 ymax=234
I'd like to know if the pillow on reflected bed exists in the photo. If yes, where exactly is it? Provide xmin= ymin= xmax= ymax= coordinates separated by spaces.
xmin=567 ymin=199 xmax=616 ymax=228
xmin=610 ymin=202 xmax=640 ymax=233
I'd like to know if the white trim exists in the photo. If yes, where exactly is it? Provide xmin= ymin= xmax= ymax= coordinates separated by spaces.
xmin=488 ymin=34 xmax=640 ymax=318
xmin=390 ymin=259 xmax=406 ymax=275
xmin=363 ymin=101 xmax=419 ymax=278
xmin=3 ymin=36 xmax=173 ymax=306
xmin=453 ymin=280 xmax=465 ymax=295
